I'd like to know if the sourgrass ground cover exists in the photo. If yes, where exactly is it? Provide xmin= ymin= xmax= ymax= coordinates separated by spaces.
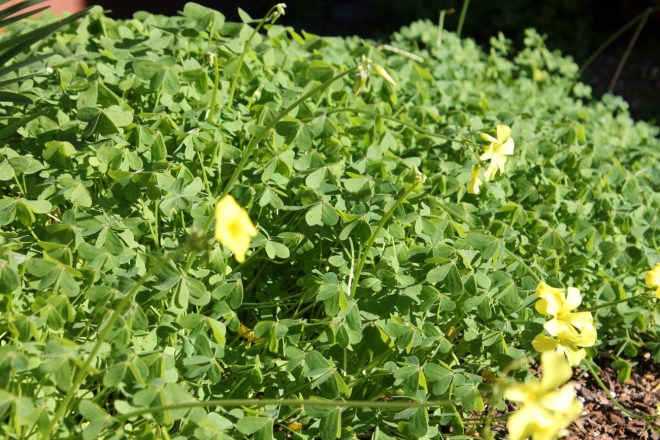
xmin=0 ymin=3 xmax=659 ymax=439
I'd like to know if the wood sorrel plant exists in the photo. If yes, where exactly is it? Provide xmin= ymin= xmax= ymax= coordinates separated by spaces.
xmin=0 ymin=3 xmax=658 ymax=439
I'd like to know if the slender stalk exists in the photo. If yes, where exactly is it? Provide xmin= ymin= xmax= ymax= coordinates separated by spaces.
xmin=351 ymin=181 xmax=421 ymax=298
xmin=437 ymin=9 xmax=449 ymax=47
xmin=607 ymin=9 xmax=650 ymax=93
xmin=42 ymin=248 xmax=184 ymax=439
xmin=583 ymin=358 xmax=659 ymax=421
xmin=226 ymin=4 xmax=283 ymax=110
xmin=378 ymin=44 xmax=425 ymax=63
xmin=570 ymin=6 xmax=660 ymax=94
xmin=456 ymin=0 xmax=470 ymax=39
xmin=324 ymin=107 xmax=459 ymax=143
xmin=115 ymin=397 xmax=456 ymax=421
xmin=583 ymin=292 xmax=653 ymax=313
xmin=207 ymin=54 xmax=220 ymax=122
xmin=504 ymin=249 xmax=542 ymax=284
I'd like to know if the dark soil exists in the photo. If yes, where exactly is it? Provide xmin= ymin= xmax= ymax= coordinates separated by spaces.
xmin=568 ymin=352 xmax=660 ymax=439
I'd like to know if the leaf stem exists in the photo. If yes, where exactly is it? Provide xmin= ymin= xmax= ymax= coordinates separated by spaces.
xmin=351 ymin=181 xmax=421 ymax=298
xmin=226 ymin=4 xmax=283 ymax=111
xmin=115 ymin=397 xmax=456 ymax=421
xmin=324 ymin=107 xmax=459 ymax=143
xmin=456 ymin=0 xmax=470 ymax=39
xmin=504 ymin=249 xmax=542 ymax=284
xmin=571 ymin=6 xmax=660 ymax=93
xmin=583 ymin=358 xmax=659 ymax=421
xmin=607 ymin=8 xmax=650 ymax=93
xmin=207 ymin=53 xmax=220 ymax=122
xmin=582 ymin=292 xmax=653 ymax=313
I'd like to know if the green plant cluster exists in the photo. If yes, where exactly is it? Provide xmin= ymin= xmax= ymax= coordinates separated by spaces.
xmin=0 ymin=3 xmax=658 ymax=439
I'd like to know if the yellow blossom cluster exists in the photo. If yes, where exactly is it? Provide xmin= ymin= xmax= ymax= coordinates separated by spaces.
xmin=505 ymin=352 xmax=582 ymax=440
xmin=468 ymin=124 xmax=515 ymax=194
xmin=531 ymin=282 xmax=597 ymax=366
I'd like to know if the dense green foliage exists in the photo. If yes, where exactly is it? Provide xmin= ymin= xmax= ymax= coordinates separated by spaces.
xmin=0 ymin=3 xmax=658 ymax=439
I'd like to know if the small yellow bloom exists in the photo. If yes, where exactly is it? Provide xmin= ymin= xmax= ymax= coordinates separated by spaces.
xmin=645 ymin=263 xmax=660 ymax=298
xmin=505 ymin=352 xmax=582 ymax=440
xmin=214 ymin=195 xmax=257 ymax=263
xmin=287 ymin=421 xmax=303 ymax=433
xmin=531 ymin=332 xmax=594 ymax=367
xmin=373 ymin=64 xmax=397 ymax=86
xmin=467 ymin=165 xmax=482 ymax=194
xmin=238 ymin=324 xmax=265 ymax=347
xmin=535 ymin=282 xmax=596 ymax=343
xmin=479 ymin=124 xmax=515 ymax=181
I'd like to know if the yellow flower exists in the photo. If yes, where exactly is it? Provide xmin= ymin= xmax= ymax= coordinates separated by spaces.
xmin=479 ymin=124 xmax=515 ymax=181
xmin=373 ymin=64 xmax=397 ymax=86
xmin=531 ymin=332 xmax=594 ymax=367
xmin=467 ymin=165 xmax=482 ymax=194
xmin=237 ymin=324 xmax=265 ymax=347
xmin=287 ymin=421 xmax=303 ymax=433
xmin=535 ymin=283 xmax=596 ymax=343
xmin=645 ymin=263 xmax=660 ymax=298
xmin=505 ymin=352 xmax=582 ymax=440
xmin=214 ymin=195 xmax=257 ymax=263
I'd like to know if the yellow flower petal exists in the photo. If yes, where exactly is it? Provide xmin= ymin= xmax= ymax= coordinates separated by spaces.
xmin=496 ymin=124 xmax=511 ymax=143
xmin=646 ymin=263 xmax=660 ymax=289
xmin=532 ymin=333 xmax=559 ymax=353
xmin=507 ymin=403 xmax=552 ymax=440
xmin=214 ymin=195 xmax=258 ymax=263
xmin=540 ymin=352 xmax=573 ymax=390
xmin=373 ymin=64 xmax=397 ymax=86
xmin=478 ymin=124 xmax=515 ymax=181
xmin=540 ymin=383 xmax=577 ymax=412
xmin=505 ymin=350 xmax=581 ymax=440
xmin=535 ymin=282 xmax=565 ymax=317
xmin=497 ymin=136 xmax=515 ymax=156
xmin=563 ymin=287 xmax=583 ymax=312
xmin=483 ymin=161 xmax=498 ymax=181
xmin=543 ymin=318 xmax=576 ymax=338
xmin=467 ymin=165 xmax=482 ymax=194
xmin=504 ymin=384 xmax=535 ymax=403
xmin=557 ymin=343 xmax=587 ymax=367
xmin=480 ymin=132 xmax=498 ymax=144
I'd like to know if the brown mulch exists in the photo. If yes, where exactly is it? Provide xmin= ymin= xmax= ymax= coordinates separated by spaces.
xmin=566 ymin=352 xmax=660 ymax=440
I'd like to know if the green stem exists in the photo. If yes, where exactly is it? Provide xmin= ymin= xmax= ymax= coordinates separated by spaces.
xmin=436 ymin=9 xmax=450 ymax=47
xmin=324 ymin=107 xmax=459 ymax=143
xmin=115 ymin=397 xmax=455 ymax=421
xmin=456 ymin=0 xmax=470 ymax=39
xmin=12 ymin=175 xmax=26 ymax=196
xmin=42 ymin=248 xmax=184 ymax=439
xmin=226 ymin=4 xmax=282 ymax=111
xmin=607 ymin=8 xmax=649 ymax=93
xmin=504 ymin=249 xmax=542 ymax=284
xmin=351 ymin=181 xmax=421 ymax=298
xmin=571 ymin=6 xmax=660 ymax=93
xmin=583 ymin=292 xmax=653 ymax=313
xmin=583 ymin=358 xmax=659 ymax=421
xmin=208 ymin=54 xmax=220 ymax=122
